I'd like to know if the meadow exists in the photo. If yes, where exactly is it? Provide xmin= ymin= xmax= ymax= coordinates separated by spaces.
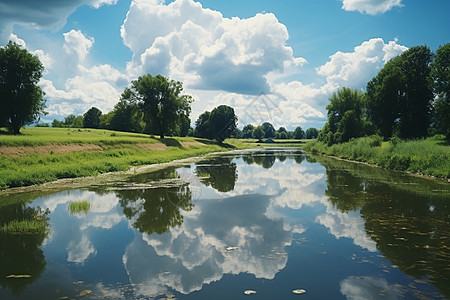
xmin=303 ymin=135 xmax=450 ymax=179
xmin=0 ymin=127 xmax=253 ymax=190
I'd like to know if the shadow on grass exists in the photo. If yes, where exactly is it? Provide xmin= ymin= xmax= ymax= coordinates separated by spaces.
xmin=194 ymin=138 xmax=236 ymax=149
xmin=159 ymin=138 xmax=183 ymax=148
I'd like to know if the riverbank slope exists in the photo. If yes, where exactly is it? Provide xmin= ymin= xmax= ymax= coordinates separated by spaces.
xmin=0 ymin=127 xmax=254 ymax=190
xmin=303 ymin=135 xmax=450 ymax=180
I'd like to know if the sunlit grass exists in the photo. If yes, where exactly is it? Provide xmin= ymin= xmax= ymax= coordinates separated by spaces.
xmin=0 ymin=128 xmax=254 ymax=190
xmin=0 ymin=219 xmax=49 ymax=235
xmin=303 ymin=135 xmax=450 ymax=178
xmin=68 ymin=201 xmax=91 ymax=215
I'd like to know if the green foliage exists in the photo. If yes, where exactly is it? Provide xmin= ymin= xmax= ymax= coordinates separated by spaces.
xmin=304 ymin=135 xmax=450 ymax=178
xmin=0 ymin=41 xmax=46 ymax=134
xmin=122 ymin=74 xmax=193 ymax=139
xmin=208 ymin=105 xmax=238 ymax=143
xmin=194 ymin=106 xmax=237 ymax=143
xmin=319 ymin=87 xmax=367 ymax=144
xmin=294 ymin=126 xmax=305 ymax=139
xmin=305 ymin=128 xmax=319 ymax=139
xmin=252 ymin=126 xmax=265 ymax=140
xmin=261 ymin=122 xmax=275 ymax=138
xmin=242 ymin=124 xmax=255 ymax=138
xmin=431 ymin=43 xmax=450 ymax=140
xmin=194 ymin=111 xmax=211 ymax=138
xmin=367 ymin=46 xmax=433 ymax=139
xmin=108 ymin=100 xmax=144 ymax=133
xmin=83 ymin=107 xmax=102 ymax=129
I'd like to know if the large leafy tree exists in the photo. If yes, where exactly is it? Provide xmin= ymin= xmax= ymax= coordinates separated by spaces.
xmin=208 ymin=105 xmax=238 ymax=143
xmin=294 ymin=126 xmax=305 ymax=139
xmin=261 ymin=122 xmax=275 ymax=138
xmin=319 ymin=87 xmax=367 ymax=144
xmin=367 ymin=46 xmax=433 ymax=138
xmin=430 ymin=43 xmax=450 ymax=140
xmin=0 ymin=41 xmax=46 ymax=134
xmin=109 ymin=100 xmax=144 ymax=133
xmin=83 ymin=107 xmax=102 ymax=129
xmin=306 ymin=127 xmax=319 ymax=139
xmin=121 ymin=74 xmax=193 ymax=139
xmin=194 ymin=111 xmax=211 ymax=138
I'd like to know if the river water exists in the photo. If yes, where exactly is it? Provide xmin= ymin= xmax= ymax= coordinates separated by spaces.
xmin=1 ymin=148 xmax=449 ymax=299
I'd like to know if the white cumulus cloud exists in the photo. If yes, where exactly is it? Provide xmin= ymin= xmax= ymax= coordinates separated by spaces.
xmin=317 ymin=38 xmax=407 ymax=91
xmin=63 ymin=29 xmax=94 ymax=63
xmin=121 ymin=0 xmax=303 ymax=95
xmin=341 ymin=0 xmax=403 ymax=15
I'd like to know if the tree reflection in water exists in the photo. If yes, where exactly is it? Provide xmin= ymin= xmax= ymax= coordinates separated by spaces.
xmin=0 ymin=203 xmax=49 ymax=295
xmin=195 ymin=157 xmax=238 ymax=192
xmin=320 ymin=157 xmax=450 ymax=298
xmin=117 ymin=185 xmax=193 ymax=235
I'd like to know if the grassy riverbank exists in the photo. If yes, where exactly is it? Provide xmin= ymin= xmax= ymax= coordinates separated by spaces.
xmin=303 ymin=135 xmax=450 ymax=179
xmin=0 ymin=127 xmax=253 ymax=190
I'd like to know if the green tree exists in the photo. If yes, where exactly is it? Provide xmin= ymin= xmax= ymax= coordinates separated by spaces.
xmin=294 ymin=126 xmax=305 ymax=139
xmin=83 ymin=107 xmax=102 ymax=129
xmin=253 ymin=126 xmax=264 ymax=140
xmin=208 ymin=105 xmax=237 ymax=143
xmin=319 ymin=87 xmax=367 ymax=144
xmin=430 ymin=43 xmax=450 ymax=140
xmin=109 ymin=100 xmax=144 ymax=133
xmin=367 ymin=46 xmax=433 ymax=139
xmin=0 ymin=41 xmax=46 ymax=134
xmin=194 ymin=111 xmax=211 ymax=138
xmin=306 ymin=128 xmax=319 ymax=139
xmin=261 ymin=122 xmax=275 ymax=138
xmin=242 ymin=124 xmax=255 ymax=139
xmin=121 ymin=74 xmax=193 ymax=139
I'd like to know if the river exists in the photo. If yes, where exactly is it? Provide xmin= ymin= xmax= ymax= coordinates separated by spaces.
xmin=1 ymin=148 xmax=449 ymax=299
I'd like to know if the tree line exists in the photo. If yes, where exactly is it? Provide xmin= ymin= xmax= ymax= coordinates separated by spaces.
xmin=319 ymin=44 xmax=450 ymax=145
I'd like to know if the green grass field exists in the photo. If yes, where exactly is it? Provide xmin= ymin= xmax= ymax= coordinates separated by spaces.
xmin=0 ymin=127 xmax=256 ymax=190
xmin=303 ymin=135 xmax=450 ymax=179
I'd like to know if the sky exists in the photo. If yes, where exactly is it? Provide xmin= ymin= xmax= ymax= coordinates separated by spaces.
xmin=1 ymin=0 xmax=449 ymax=130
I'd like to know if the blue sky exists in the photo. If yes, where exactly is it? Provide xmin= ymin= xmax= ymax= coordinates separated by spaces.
xmin=1 ymin=0 xmax=449 ymax=130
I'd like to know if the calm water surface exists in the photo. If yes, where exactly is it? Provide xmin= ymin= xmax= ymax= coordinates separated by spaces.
xmin=1 ymin=148 xmax=449 ymax=299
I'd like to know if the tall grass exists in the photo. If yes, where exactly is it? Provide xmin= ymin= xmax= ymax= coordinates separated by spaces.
xmin=303 ymin=135 xmax=450 ymax=178
xmin=68 ymin=201 xmax=91 ymax=215
xmin=0 ymin=219 xmax=49 ymax=235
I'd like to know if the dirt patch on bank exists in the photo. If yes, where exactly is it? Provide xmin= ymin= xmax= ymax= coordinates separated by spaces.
xmin=0 ymin=143 xmax=103 ymax=157
xmin=181 ymin=141 xmax=206 ymax=147
xmin=136 ymin=143 xmax=168 ymax=151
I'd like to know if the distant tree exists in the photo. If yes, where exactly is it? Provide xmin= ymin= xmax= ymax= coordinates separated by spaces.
xmin=109 ymin=100 xmax=144 ymax=133
xmin=72 ymin=116 xmax=84 ymax=128
xmin=261 ymin=122 xmax=275 ymax=138
xmin=121 ymin=74 xmax=193 ymax=139
xmin=367 ymin=46 xmax=433 ymax=139
xmin=319 ymin=87 xmax=367 ymax=144
xmin=430 ymin=43 xmax=450 ymax=140
xmin=208 ymin=105 xmax=237 ymax=143
xmin=277 ymin=127 xmax=287 ymax=134
xmin=306 ymin=128 xmax=319 ymax=139
xmin=35 ymin=122 xmax=49 ymax=127
xmin=52 ymin=119 xmax=64 ymax=128
xmin=278 ymin=131 xmax=288 ymax=139
xmin=194 ymin=111 xmax=211 ymax=138
xmin=99 ymin=111 xmax=114 ymax=130
xmin=294 ymin=126 xmax=305 ymax=139
xmin=0 ymin=41 xmax=46 ymax=134
xmin=83 ymin=107 xmax=102 ymax=129
xmin=253 ymin=126 xmax=264 ymax=140
xmin=242 ymin=124 xmax=255 ymax=139
xmin=178 ymin=114 xmax=191 ymax=137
